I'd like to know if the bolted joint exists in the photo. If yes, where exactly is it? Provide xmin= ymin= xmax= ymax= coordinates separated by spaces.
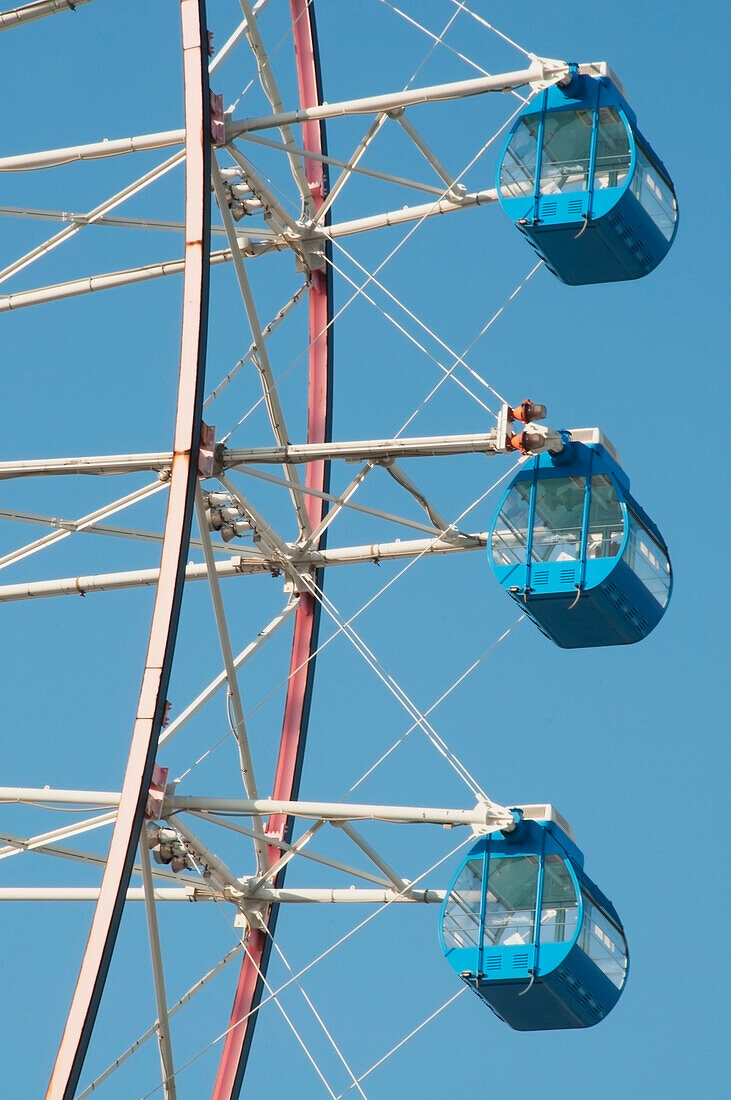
xmin=292 ymin=233 xmax=328 ymax=274
xmin=234 ymin=897 xmax=270 ymax=935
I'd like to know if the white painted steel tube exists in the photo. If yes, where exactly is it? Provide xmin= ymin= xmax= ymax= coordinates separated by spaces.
xmin=0 ymin=886 xmax=446 ymax=903
xmin=0 ymin=536 xmax=486 ymax=602
xmin=0 ymin=788 xmax=511 ymax=830
xmin=0 ymin=0 xmax=96 ymax=30
xmin=169 ymin=795 xmax=510 ymax=829
xmin=224 ymin=431 xmax=502 ymax=464
xmin=227 ymin=62 xmax=558 ymax=135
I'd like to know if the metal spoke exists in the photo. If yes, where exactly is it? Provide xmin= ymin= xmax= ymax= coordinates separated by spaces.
xmin=0 ymin=506 xmax=212 ymax=552
xmin=310 ymin=113 xmax=389 ymax=227
xmin=0 ymin=479 xmax=166 ymax=571
xmin=193 ymin=488 xmax=267 ymax=871
xmin=211 ymin=159 xmax=312 ymax=539
xmin=0 ymin=812 xmax=116 ymax=860
xmin=0 ymin=203 xmax=227 ymax=236
xmin=139 ymin=842 xmax=178 ymax=1100
xmin=0 ymin=151 xmax=184 ymax=285
xmin=186 ymin=812 xmax=393 ymax=888
xmin=0 ymin=535 xmax=487 ymax=603
xmin=237 ymin=0 xmax=314 ymax=215
xmin=159 ymin=599 xmax=299 ymax=748
xmin=0 ymin=0 xmax=96 ymax=30
xmin=240 ymin=130 xmax=450 ymax=196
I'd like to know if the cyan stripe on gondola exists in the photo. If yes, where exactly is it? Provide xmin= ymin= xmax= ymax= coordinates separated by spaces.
xmin=440 ymin=809 xmax=628 ymax=1030
xmin=488 ymin=431 xmax=672 ymax=648
xmin=497 ymin=66 xmax=678 ymax=284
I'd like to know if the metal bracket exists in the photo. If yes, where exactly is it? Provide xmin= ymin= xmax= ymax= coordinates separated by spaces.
xmin=291 ymin=231 xmax=327 ymax=273
xmin=144 ymin=765 xmax=169 ymax=820
xmin=527 ymin=55 xmax=572 ymax=93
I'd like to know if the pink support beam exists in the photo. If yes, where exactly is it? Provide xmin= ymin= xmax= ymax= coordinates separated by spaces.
xmin=212 ymin=3 xmax=333 ymax=1096
xmin=45 ymin=2 xmax=212 ymax=1096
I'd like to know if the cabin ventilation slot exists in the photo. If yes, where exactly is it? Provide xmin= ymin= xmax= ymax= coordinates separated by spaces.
xmin=513 ymin=954 xmax=530 ymax=969
xmin=533 ymin=569 xmax=549 ymax=585
xmin=485 ymin=955 xmax=502 ymax=971
xmin=559 ymin=568 xmax=576 ymax=583
xmin=556 ymin=967 xmax=578 ymax=991
xmin=542 ymin=201 xmax=558 ymax=216
xmin=567 ymin=199 xmax=583 ymax=215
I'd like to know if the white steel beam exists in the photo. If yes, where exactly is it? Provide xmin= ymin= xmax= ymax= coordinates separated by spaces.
xmin=0 ymin=534 xmax=487 ymax=602
xmin=204 ymin=283 xmax=307 ymax=409
xmin=236 ymin=0 xmax=314 ymax=215
xmin=172 ymin=817 xmax=247 ymax=901
xmin=0 ymin=788 xmax=514 ymax=831
xmin=139 ymin=844 xmax=178 ymax=1100
xmin=226 ymin=61 xmax=566 ymax=135
xmin=0 ymin=561 xmax=257 ymax=603
xmin=0 ymin=453 xmax=172 ymax=477
xmin=0 ymin=812 xmax=116 ymax=860
xmin=211 ymin=162 xmax=312 ymax=539
xmin=324 ymin=188 xmax=498 ymax=237
xmin=391 ymin=111 xmax=462 ymax=196
xmin=0 ymin=248 xmax=236 ymax=312
xmin=0 ymin=834 xmax=200 ymax=887
xmin=188 ymin=812 xmax=393 ymax=888
xmin=380 ymin=459 xmax=452 ymax=532
xmin=0 ymin=507 xmax=204 ymax=551
xmin=0 ymin=151 xmax=184 ymax=285
xmin=223 ymin=430 xmax=504 ymax=465
xmin=73 ymin=945 xmax=246 ymax=1100
xmin=0 ymin=0 xmax=96 ymax=30
xmin=0 ymin=429 xmax=506 ymax=479
xmin=0 ymin=62 xmax=561 ymax=173
xmin=193 ymin=490 xmax=266 ymax=873
xmin=0 ymin=480 xmax=166 ymax=571
xmin=0 ymin=886 xmax=446 ymax=903
xmin=171 ymin=795 xmax=514 ymax=830
xmin=336 ymin=821 xmax=411 ymax=895
xmin=159 ymin=599 xmax=298 ymax=746
xmin=0 ymin=129 xmax=186 ymax=172
xmin=0 ymin=190 xmax=500 ymax=314
xmin=309 ymin=112 xmax=389 ymax=227
xmin=0 ymin=204 xmax=230 ymax=236
xmin=240 ymin=130 xmax=450 ymax=197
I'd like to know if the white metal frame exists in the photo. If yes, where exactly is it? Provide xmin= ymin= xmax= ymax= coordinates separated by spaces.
xmin=0 ymin=3 xmax=595 ymax=1096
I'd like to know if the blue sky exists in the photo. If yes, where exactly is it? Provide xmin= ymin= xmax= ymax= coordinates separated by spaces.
xmin=1 ymin=1 xmax=728 ymax=1097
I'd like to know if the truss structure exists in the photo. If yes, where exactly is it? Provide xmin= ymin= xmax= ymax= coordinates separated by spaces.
xmin=0 ymin=2 xmax=584 ymax=1097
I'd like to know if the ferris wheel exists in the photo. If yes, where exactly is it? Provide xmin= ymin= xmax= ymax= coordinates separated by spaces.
xmin=0 ymin=2 xmax=677 ymax=1098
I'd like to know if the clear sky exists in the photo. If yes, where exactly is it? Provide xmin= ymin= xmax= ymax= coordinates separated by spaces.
xmin=1 ymin=1 xmax=728 ymax=1098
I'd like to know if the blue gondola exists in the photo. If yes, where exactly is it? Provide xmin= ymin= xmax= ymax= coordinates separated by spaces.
xmin=440 ymin=807 xmax=628 ymax=1031
xmin=496 ymin=64 xmax=678 ymax=284
xmin=488 ymin=428 xmax=672 ymax=648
